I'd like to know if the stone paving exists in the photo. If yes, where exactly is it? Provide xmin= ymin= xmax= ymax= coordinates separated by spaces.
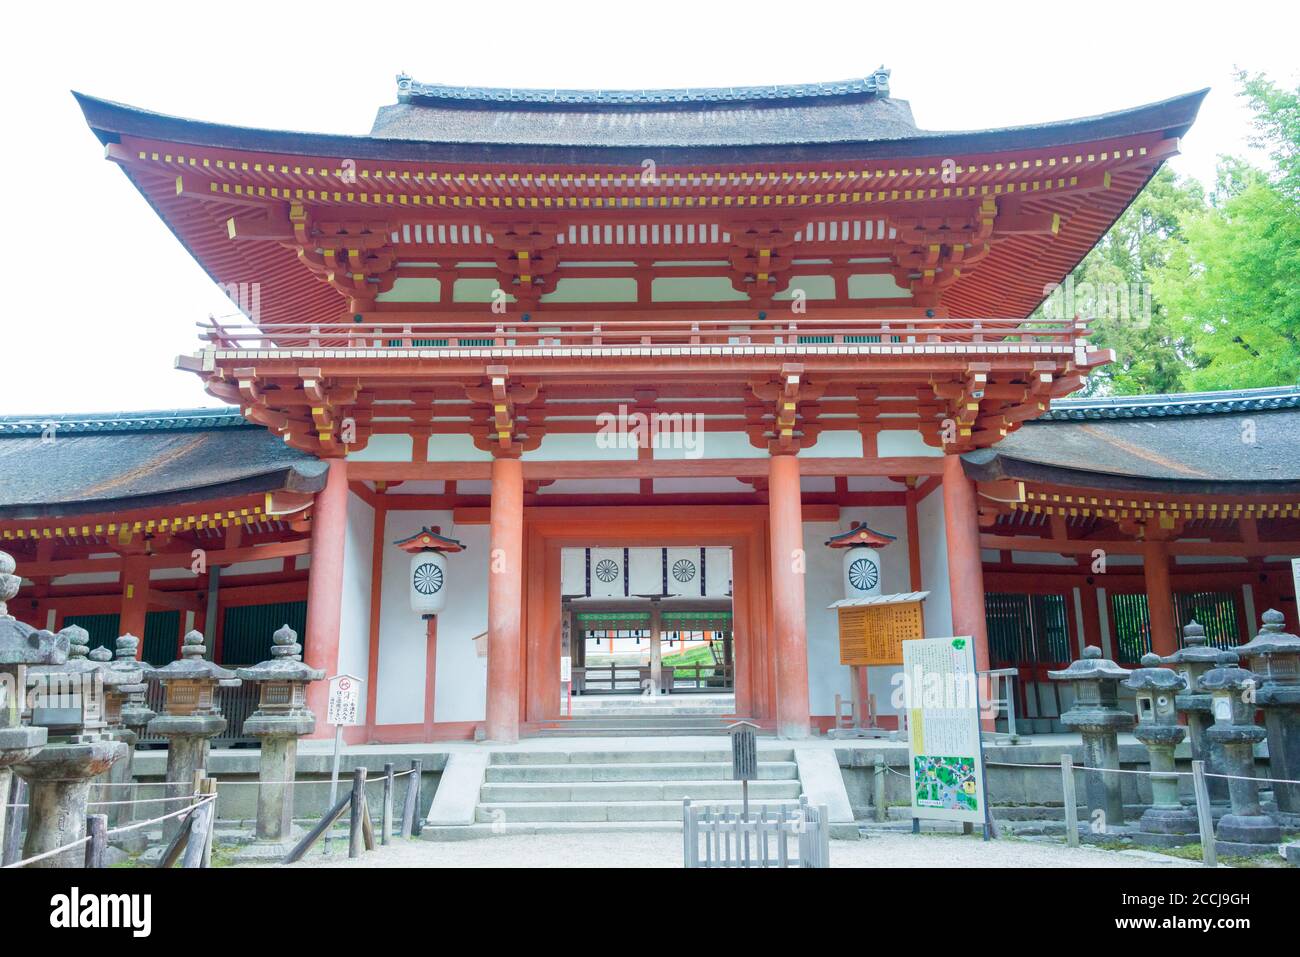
xmin=269 ymin=830 xmax=1199 ymax=869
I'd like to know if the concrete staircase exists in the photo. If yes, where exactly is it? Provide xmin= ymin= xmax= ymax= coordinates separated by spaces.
xmin=424 ymin=745 xmax=803 ymax=839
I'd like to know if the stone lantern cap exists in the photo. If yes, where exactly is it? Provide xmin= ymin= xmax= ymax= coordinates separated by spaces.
xmin=87 ymin=645 xmax=144 ymax=689
xmin=0 ymin=622 xmax=69 ymax=667
xmin=1236 ymin=609 xmax=1300 ymax=659
xmin=0 ymin=551 xmax=70 ymax=667
xmin=107 ymin=635 xmax=150 ymax=693
xmin=1161 ymin=620 xmax=1229 ymax=665
xmin=1198 ymin=662 xmax=1258 ymax=694
xmin=27 ymin=626 xmax=105 ymax=681
xmin=146 ymin=630 xmax=239 ymax=684
xmin=1048 ymin=645 xmax=1130 ymax=682
xmin=1123 ymin=652 xmax=1187 ymax=693
xmin=236 ymin=625 xmax=325 ymax=683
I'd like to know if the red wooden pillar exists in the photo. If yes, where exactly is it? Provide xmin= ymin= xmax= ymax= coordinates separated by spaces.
xmin=768 ymin=452 xmax=810 ymax=739
xmin=1079 ymin=583 xmax=1102 ymax=655
xmin=486 ymin=453 xmax=524 ymax=743
xmin=304 ymin=458 xmax=350 ymax=735
xmin=1143 ymin=539 xmax=1178 ymax=657
xmin=941 ymin=454 xmax=990 ymax=672
xmin=118 ymin=555 xmax=150 ymax=642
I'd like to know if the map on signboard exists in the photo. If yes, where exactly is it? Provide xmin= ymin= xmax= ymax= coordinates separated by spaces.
xmin=913 ymin=755 xmax=979 ymax=812
xmin=902 ymin=635 xmax=988 ymax=825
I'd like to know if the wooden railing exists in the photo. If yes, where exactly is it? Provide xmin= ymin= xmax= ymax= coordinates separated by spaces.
xmin=198 ymin=315 xmax=1089 ymax=352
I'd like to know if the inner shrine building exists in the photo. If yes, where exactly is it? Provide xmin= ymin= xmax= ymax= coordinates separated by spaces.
xmin=5 ymin=70 xmax=1297 ymax=745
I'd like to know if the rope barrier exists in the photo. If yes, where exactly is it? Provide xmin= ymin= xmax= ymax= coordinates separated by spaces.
xmin=105 ymin=794 xmax=217 ymax=839
xmin=1 ymin=835 xmax=91 ymax=869
xmin=984 ymin=758 xmax=1300 ymax=786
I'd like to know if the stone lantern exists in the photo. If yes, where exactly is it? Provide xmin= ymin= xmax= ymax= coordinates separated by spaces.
xmin=87 ymin=636 xmax=150 ymax=833
xmin=0 ymin=551 xmax=70 ymax=856
xmin=1199 ymin=657 xmax=1281 ymax=854
xmin=1049 ymin=645 xmax=1135 ymax=828
xmin=112 ymin=634 xmax=156 ymax=734
xmin=1234 ymin=609 xmax=1300 ymax=814
xmin=1162 ymin=620 xmax=1231 ymax=804
xmin=16 ymin=625 xmax=128 ymax=867
xmin=146 ymin=629 xmax=240 ymax=840
xmin=1123 ymin=653 xmax=1197 ymax=843
xmin=236 ymin=624 xmax=324 ymax=847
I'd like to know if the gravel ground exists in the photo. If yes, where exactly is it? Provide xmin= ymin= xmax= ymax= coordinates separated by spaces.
xmin=270 ymin=831 xmax=1197 ymax=869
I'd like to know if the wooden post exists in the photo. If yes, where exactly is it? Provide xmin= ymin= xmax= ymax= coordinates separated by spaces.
xmin=84 ymin=814 xmax=108 ymax=868
xmin=182 ymin=783 xmax=215 ymax=869
xmin=201 ymin=777 xmax=216 ymax=868
xmin=1192 ymin=759 xmax=1217 ymax=867
xmin=400 ymin=759 xmax=422 ymax=838
xmin=1061 ymin=754 xmax=1079 ymax=847
xmin=873 ymin=755 xmax=887 ymax=823
xmin=281 ymin=789 xmax=352 ymax=865
xmin=349 ymin=767 xmax=367 ymax=859
xmin=486 ymin=453 xmax=524 ymax=743
xmin=382 ymin=762 xmax=394 ymax=845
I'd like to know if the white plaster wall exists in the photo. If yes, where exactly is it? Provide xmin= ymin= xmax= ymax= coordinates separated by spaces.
xmin=654 ymin=431 xmax=765 ymax=459
xmin=337 ymin=493 xmax=374 ymax=686
xmin=799 ymin=431 xmax=862 ymax=458
xmin=375 ymin=510 xmax=488 ymax=725
xmin=802 ymin=505 xmax=910 ymax=718
xmin=347 ymin=434 xmax=413 ymax=463
xmin=916 ymin=489 xmax=953 ymax=639
xmin=525 ymin=432 xmax=637 ymax=461
xmin=878 ymin=430 xmax=943 ymax=457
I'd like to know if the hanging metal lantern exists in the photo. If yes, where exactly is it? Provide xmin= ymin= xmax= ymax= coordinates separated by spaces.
xmin=394 ymin=526 xmax=466 ymax=618
xmin=825 ymin=522 xmax=896 ymax=600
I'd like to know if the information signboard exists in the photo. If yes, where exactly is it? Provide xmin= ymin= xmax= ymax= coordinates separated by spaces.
xmin=901 ymin=636 xmax=989 ymax=826
xmin=326 ymin=673 xmax=363 ymax=727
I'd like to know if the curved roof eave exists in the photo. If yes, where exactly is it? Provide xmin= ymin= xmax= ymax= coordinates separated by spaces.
xmin=72 ymin=88 xmax=1208 ymax=165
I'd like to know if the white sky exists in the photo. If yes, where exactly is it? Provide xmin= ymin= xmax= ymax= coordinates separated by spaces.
xmin=2 ymin=0 xmax=1296 ymax=416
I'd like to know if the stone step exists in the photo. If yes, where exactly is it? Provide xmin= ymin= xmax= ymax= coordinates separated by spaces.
xmin=480 ymin=779 xmax=802 ymax=803
xmin=475 ymin=798 xmax=803 ymax=824
xmin=422 ymin=821 xmax=686 ymax=841
xmin=484 ymin=760 xmax=800 ymax=783
xmin=534 ymin=725 xmax=739 ymax=737
xmin=489 ymin=748 xmax=796 ymax=765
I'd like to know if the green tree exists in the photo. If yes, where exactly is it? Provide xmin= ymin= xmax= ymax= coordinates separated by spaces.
xmin=1157 ymin=73 xmax=1300 ymax=391
xmin=1035 ymin=166 xmax=1205 ymax=395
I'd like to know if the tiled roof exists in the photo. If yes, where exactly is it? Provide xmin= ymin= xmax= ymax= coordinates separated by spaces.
xmin=395 ymin=70 xmax=892 ymax=106
xmin=1037 ymin=385 xmax=1300 ymax=421
xmin=0 ymin=407 xmax=252 ymax=436
xmin=0 ymin=406 xmax=325 ymax=516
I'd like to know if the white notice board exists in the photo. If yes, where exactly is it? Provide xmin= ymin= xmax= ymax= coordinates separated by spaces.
xmin=902 ymin=636 xmax=988 ymax=826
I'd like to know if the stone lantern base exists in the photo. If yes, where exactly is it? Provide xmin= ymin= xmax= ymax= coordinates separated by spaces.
xmin=1129 ymin=805 xmax=1201 ymax=847
xmin=0 ymin=725 xmax=48 ymax=849
xmin=14 ymin=738 xmax=127 ymax=868
xmin=1215 ymin=812 xmax=1283 ymax=857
